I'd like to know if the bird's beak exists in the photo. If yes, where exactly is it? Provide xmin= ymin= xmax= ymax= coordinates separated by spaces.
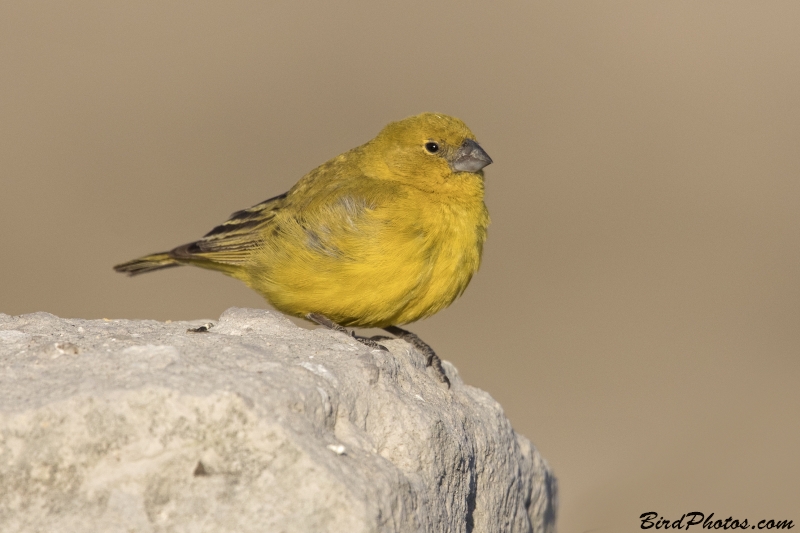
xmin=451 ymin=139 xmax=493 ymax=173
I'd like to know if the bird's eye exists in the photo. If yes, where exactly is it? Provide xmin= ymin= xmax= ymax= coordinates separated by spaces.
xmin=424 ymin=142 xmax=439 ymax=154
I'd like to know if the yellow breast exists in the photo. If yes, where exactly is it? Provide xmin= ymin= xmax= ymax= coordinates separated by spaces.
xmin=243 ymin=177 xmax=488 ymax=328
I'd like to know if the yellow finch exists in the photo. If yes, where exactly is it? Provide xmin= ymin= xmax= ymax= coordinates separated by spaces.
xmin=115 ymin=113 xmax=492 ymax=386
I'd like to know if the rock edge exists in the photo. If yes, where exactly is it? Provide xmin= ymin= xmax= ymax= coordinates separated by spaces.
xmin=0 ymin=307 xmax=556 ymax=533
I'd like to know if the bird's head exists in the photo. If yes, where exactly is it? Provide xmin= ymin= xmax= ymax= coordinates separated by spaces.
xmin=367 ymin=113 xmax=492 ymax=190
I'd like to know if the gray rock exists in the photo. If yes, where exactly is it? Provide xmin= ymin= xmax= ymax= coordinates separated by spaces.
xmin=0 ymin=308 xmax=556 ymax=533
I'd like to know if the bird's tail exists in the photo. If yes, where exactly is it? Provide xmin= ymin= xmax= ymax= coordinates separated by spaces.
xmin=113 ymin=252 xmax=182 ymax=276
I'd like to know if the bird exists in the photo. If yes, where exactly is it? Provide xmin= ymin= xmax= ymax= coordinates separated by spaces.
xmin=114 ymin=112 xmax=492 ymax=386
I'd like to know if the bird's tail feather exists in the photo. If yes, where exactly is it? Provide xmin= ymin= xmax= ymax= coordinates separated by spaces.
xmin=113 ymin=253 xmax=182 ymax=276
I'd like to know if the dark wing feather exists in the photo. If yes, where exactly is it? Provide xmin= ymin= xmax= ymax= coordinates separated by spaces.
xmin=170 ymin=192 xmax=288 ymax=265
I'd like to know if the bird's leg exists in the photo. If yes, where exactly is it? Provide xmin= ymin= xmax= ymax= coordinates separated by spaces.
xmin=383 ymin=326 xmax=450 ymax=387
xmin=306 ymin=313 xmax=388 ymax=351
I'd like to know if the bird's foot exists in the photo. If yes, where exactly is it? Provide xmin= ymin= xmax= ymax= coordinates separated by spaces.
xmin=187 ymin=322 xmax=214 ymax=333
xmin=352 ymin=334 xmax=388 ymax=351
xmin=306 ymin=313 xmax=388 ymax=352
xmin=383 ymin=325 xmax=450 ymax=388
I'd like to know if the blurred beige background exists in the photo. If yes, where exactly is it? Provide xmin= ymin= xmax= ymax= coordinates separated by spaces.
xmin=2 ymin=1 xmax=798 ymax=530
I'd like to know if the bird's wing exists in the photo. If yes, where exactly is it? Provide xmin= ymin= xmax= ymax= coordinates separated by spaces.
xmin=169 ymin=192 xmax=288 ymax=265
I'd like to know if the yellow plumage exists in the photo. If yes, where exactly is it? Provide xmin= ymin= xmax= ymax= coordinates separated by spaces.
xmin=115 ymin=113 xmax=491 ymax=382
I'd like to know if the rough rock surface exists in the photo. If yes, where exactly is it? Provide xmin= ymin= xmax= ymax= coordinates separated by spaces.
xmin=0 ymin=307 xmax=556 ymax=533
